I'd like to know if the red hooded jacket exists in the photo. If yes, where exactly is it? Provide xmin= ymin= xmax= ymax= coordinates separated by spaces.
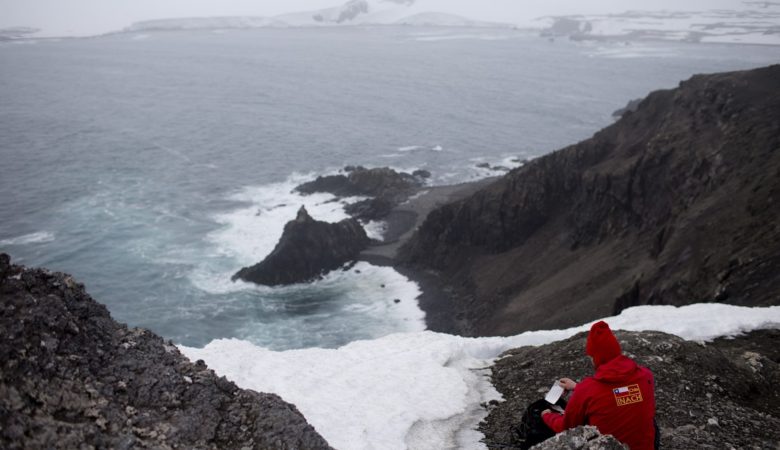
xmin=543 ymin=322 xmax=656 ymax=450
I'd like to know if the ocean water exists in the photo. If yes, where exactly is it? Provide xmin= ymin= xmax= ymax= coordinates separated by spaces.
xmin=1 ymin=27 xmax=779 ymax=350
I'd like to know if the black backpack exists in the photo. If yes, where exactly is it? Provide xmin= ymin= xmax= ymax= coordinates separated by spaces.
xmin=510 ymin=399 xmax=661 ymax=450
xmin=512 ymin=398 xmax=566 ymax=450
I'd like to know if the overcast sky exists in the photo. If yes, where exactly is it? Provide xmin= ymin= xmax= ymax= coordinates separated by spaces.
xmin=0 ymin=0 xmax=745 ymax=37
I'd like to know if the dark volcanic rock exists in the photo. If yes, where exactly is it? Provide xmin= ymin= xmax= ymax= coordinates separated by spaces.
xmin=295 ymin=174 xmax=354 ymax=196
xmin=481 ymin=330 xmax=780 ymax=450
xmin=412 ymin=169 xmax=432 ymax=179
xmin=233 ymin=206 xmax=370 ymax=286
xmin=295 ymin=166 xmax=426 ymax=222
xmin=477 ymin=162 xmax=511 ymax=172
xmin=344 ymin=197 xmax=395 ymax=222
xmin=0 ymin=254 xmax=332 ymax=450
xmin=400 ymin=65 xmax=780 ymax=336
xmin=295 ymin=166 xmax=423 ymax=199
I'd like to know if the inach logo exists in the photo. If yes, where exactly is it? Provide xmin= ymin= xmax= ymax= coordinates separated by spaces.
xmin=613 ymin=384 xmax=643 ymax=406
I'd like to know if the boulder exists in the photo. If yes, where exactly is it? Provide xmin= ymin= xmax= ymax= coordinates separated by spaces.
xmin=232 ymin=206 xmax=370 ymax=286
xmin=0 ymin=254 xmax=333 ymax=450
xmin=530 ymin=426 xmax=626 ymax=449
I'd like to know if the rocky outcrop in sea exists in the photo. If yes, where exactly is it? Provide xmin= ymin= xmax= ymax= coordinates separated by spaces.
xmin=0 ymin=254 xmax=332 ymax=449
xmin=295 ymin=165 xmax=428 ymax=222
xmin=231 ymin=166 xmax=433 ymax=282
xmin=232 ymin=206 xmax=370 ymax=286
xmin=481 ymin=329 xmax=780 ymax=449
xmin=399 ymin=64 xmax=780 ymax=337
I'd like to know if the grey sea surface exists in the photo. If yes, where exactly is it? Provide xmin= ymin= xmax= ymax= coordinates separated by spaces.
xmin=1 ymin=27 xmax=778 ymax=349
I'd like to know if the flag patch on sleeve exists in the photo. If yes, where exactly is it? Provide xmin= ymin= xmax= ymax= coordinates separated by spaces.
xmin=613 ymin=384 xmax=643 ymax=406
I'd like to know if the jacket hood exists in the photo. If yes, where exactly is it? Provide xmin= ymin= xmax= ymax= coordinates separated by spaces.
xmin=593 ymin=355 xmax=641 ymax=384
xmin=586 ymin=321 xmax=622 ymax=368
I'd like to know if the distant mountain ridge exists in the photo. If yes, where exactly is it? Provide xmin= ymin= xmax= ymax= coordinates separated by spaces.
xmin=399 ymin=64 xmax=780 ymax=336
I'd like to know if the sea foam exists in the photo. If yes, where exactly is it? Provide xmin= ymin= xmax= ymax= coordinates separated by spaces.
xmin=189 ymin=173 xmax=381 ymax=295
xmin=184 ymin=173 xmax=425 ymax=349
xmin=0 ymin=231 xmax=55 ymax=246
xmin=207 ymin=174 xmax=356 ymax=265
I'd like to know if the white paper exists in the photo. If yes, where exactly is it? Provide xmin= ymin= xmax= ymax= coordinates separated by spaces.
xmin=545 ymin=381 xmax=564 ymax=404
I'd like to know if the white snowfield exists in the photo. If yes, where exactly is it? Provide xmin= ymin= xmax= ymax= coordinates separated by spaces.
xmin=538 ymin=8 xmax=780 ymax=46
xmin=125 ymin=17 xmax=288 ymax=32
xmin=181 ymin=303 xmax=780 ymax=450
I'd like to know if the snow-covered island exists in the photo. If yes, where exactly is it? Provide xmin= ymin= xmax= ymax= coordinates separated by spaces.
xmin=124 ymin=16 xmax=288 ymax=32
xmin=117 ymin=0 xmax=780 ymax=46
xmin=5 ymin=0 xmax=780 ymax=45
xmin=539 ymin=7 xmax=780 ymax=45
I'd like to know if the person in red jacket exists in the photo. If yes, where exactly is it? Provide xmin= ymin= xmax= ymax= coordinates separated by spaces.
xmin=542 ymin=321 xmax=656 ymax=450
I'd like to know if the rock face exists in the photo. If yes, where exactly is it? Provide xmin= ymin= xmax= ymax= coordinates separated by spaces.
xmin=233 ymin=206 xmax=370 ymax=286
xmin=481 ymin=329 xmax=780 ymax=450
xmin=400 ymin=65 xmax=780 ymax=336
xmin=0 ymin=254 xmax=332 ymax=450
xmin=295 ymin=166 xmax=427 ymax=222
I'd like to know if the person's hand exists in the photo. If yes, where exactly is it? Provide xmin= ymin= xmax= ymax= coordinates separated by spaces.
xmin=559 ymin=377 xmax=577 ymax=391
xmin=541 ymin=409 xmax=552 ymax=416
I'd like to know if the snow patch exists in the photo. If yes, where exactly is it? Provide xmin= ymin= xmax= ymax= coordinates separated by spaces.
xmin=181 ymin=303 xmax=780 ymax=450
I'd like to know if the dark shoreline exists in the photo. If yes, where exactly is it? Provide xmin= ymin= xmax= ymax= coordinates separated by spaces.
xmin=358 ymin=177 xmax=499 ymax=334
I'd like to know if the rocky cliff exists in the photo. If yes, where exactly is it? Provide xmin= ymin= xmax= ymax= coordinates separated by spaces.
xmin=0 ymin=254 xmax=332 ymax=449
xmin=481 ymin=329 xmax=780 ymax=449
xmin=400 ymin=65 xmax=780 ymax=336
